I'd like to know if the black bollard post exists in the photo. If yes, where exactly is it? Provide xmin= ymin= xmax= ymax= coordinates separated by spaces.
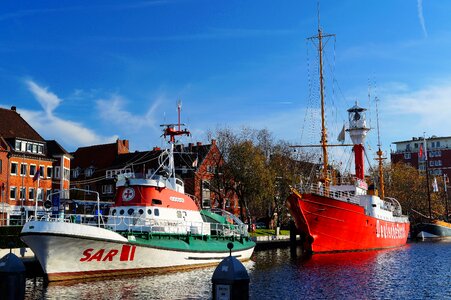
xmin=212 ymin=243 xmax=250 ymax=300
xmin=0 ymin=252 xmax=26 ymax=300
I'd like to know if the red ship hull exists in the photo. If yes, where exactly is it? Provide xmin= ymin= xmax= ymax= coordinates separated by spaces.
xmin=287 ymin=192 xmax=410 ymax=253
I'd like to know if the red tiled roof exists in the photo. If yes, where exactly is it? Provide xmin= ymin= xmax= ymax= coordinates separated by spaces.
xmin=0 ymin=107 xmax=45 ymax=142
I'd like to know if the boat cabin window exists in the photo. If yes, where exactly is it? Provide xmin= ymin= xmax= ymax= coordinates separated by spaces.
xmin=372 ymin=204 xmax=377 ymax=207
xmin=147 ymin=209 xmax=152 ymax=215
xmin=128 ymin=208 xmax=134 ymax=215
xmin=154 ymin=209 xmax=160 ymax=216
xmin=119 ymin=209 xmax=124 ymax=215
xmin=139 ymin=209 xmax=144 ymax=215
xmin=112 ymin=209 xmax=117 ymax=216
xmin=152 ymin=199 xmax=162 ymax=205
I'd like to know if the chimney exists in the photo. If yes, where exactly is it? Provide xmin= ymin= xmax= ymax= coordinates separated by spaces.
xmin=196 ymin=142 xmax=202 ymax=146
xmin=188 ymin=143 xmax=193 ymax=152
xmin=153 ymin=147 xmax=161 ymax=151
xmin=11 ymin=106 xmax=16 ymax=111
xmin=117 ymin=139 xmax=130 ymax=154
xmin=211 ymin=139 xmax=216 ymax=145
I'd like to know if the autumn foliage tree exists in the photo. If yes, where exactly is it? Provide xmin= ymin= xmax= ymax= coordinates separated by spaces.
xmin=384 ymin=162 xmax=446 ymax=223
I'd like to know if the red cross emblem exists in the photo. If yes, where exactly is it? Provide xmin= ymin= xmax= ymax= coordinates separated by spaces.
xmin=122 ymin=188 xmax=135 ymax=201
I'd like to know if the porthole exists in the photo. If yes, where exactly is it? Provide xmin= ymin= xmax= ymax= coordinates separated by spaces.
xmin=154 ymin=208 xmax=159 ymax=216
xmin=147 ymin=209 xmax=152 ymax=215
xmin=139 ymin=209 xmax=144 ymax=215
xmin=112 ymin=209 xmax=117 ymax=216
xmin=128 ymin=208 xmax=134 ymax=215
xmin=120 ymin=209 xmax=124 ymax=215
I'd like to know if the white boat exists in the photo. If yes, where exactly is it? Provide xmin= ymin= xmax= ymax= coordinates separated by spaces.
xmin=21 ymin=119 xmax=255 ymax=282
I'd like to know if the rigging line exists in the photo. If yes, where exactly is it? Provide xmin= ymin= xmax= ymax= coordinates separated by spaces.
xmin=364 ymin=147 xmax=375 ymax=175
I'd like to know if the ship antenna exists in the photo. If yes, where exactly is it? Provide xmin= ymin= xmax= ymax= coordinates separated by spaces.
xmin=375 ymin=97 xmax=386 ymax=199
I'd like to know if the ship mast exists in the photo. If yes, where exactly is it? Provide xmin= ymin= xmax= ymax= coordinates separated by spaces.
xmin=308 ymin=10 xmax=335 ymax=183
xmin=375 ymin=97 xmax=385 ymax=198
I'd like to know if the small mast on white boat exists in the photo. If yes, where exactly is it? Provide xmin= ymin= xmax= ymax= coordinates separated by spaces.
xmin=160 ymin=101 xmax=190 ymax=184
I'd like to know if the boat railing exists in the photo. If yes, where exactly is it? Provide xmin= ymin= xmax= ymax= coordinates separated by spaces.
xmin=305 ymin=183 xmax=361 ymax=205
xmin=26 ymin=213 xmax=109 ymax=227
xmin=105 ymin=215 xmax=248 ymax=237
xmin=26 ymin=212 xmax=249 ymax=237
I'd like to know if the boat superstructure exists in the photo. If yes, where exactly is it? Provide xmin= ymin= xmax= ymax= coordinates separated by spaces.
xmin=21 ymin=109 xmax=255 ymax=281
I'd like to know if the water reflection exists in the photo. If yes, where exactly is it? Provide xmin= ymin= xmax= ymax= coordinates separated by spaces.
xmin=25 ymin=241 xmax=451 ymax=300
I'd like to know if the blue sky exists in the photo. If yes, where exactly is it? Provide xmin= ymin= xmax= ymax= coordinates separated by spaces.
xmin=0 ymin=0 xmax=450 ymax=166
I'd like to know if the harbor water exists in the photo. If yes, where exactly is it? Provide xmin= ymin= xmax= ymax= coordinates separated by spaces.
xmin=24 ymin=241 xmax=451 ymax=299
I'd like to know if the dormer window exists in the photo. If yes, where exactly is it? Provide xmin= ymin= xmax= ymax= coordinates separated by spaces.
xmin=15 ymin=140 xmax=22 ymax=151
xmin=72 ymin=167 xmax=81 ymax=178
xmin=85 ymin=167 xmax=94 ymax=177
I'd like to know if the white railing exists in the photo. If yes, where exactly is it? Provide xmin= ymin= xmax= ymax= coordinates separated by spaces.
xmin=27 ymin=213 xmax=249 ymax=238
xmin=305 ymin=183 xmax=361 ymax=205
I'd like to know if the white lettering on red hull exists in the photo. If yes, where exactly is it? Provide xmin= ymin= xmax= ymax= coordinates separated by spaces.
xmin=376 ymin=220 xmax=406 ymax=239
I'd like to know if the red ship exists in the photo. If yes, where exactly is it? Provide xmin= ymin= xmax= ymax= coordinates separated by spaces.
xmin=287 ymin=27 xmax=410 ymax=254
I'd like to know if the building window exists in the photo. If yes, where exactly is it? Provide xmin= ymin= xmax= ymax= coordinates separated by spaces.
xmin=54 ymin=166 xmax=60 ymax=179
xmin=225 ymin=198 xmax=230 ymax=208
xmin=11 ymin=162 xmax=18 ymax=175
xmin=20 ymin=164 xmax=27 ymax=176
xmin=37 ymin=188 xmax=43 ymax=201
xmin=47 ymin=167 xmax=53 ymax=178
xmin=38 ymin=145 xmax=44 ymax=154
xmin=414 ymin=143 xmax=418 ymax=149
xmin=46 ymin=189 xmax=52 ymax=201
xmin=10 ymin=187 xmax=17 ymax=200
xmin=29 ymin=188 xmax=35 ymax=201
xmin=73 ymin=168 xmax=80 ymax=178
xmin=30 ymin=164 xmax=37 ymax=176
xmin=404 ymin=153 xmax=411 ymax=160
xmin=0 ymin=159 xmax=2 ymax=174
xmin=20 ymin=187 xmax=26 ymax=200
xmin=436 ymin=141 xmax=441 ymax=148
xmin=15 ymin=140 xmax=21 ymax=151
xmin=101 ymin=185 xmax=113 ymax=194
xmin=63 ymin=168 xmax=70 ymax=180
xmin=432 ymin=142 xmax=435 ymax=148
xmin=419 ymin=165 xmax=426 ymax=171
xmin=85 ymin=167 xmax=94 ymax=177
xmin=27 ymin=143 xmax=32 ymax=152
xmin=39 ymin=166 xmax=45 ymax=178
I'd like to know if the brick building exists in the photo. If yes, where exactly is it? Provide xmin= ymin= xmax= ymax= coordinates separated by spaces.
xmin=70 ymin=139 xmax=240 ymax=215
xmin=0 ymin=106 xmax=71 ymax=225
xmin=391 ymin=135 xmax=451 ymax=178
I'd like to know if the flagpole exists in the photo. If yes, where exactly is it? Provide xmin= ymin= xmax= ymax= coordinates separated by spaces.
xmin=34 ymin=174 xmax=39 ymax=218
xmin=423 ymin=134 xmax=432 ymax=219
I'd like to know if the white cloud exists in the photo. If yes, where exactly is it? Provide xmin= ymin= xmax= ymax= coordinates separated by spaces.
xmin=417 ymin=0 xmax=428 ymax=38
xmin=96 ymin=94 xmax=162 ymax=130
xmin=22 ymin=80 xmax=117 ymax=150
xmin=380 ymin=81 xmax=451 ymax=142
xmin=25 ymin=80 xmax=61 ymax=116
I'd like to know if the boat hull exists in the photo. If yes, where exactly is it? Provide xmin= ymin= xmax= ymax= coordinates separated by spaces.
xmin=413 ymin=220 xmax=451 ymax=239
xmin=21 ymin=221 xmax=255 ymax=281
xmin=287 ymin=193 xmax=410 ymax=253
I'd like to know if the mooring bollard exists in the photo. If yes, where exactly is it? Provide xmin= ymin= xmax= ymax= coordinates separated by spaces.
xmin=212 ymin=243 xmax=250 ymax=300
xmin=0 ymin=252 xmax=26 ymax=300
